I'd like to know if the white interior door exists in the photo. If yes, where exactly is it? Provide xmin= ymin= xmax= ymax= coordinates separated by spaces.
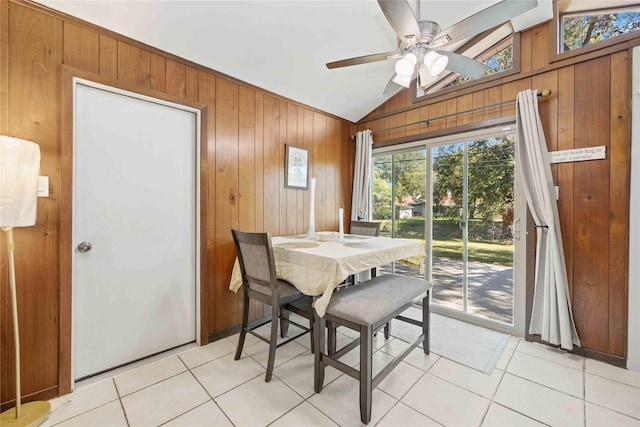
xmin=73 ymin=81 xmax=198 ymax=380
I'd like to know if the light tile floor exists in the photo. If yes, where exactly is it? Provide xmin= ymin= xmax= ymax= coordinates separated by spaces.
xmin=42 ymin=320 xmax=640 ymax=427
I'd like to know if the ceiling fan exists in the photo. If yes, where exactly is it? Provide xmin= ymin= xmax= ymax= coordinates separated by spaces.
xmin=326 ymin=0 xmax=538 ymax=94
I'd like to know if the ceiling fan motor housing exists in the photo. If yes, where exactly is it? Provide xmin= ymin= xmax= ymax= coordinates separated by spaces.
xmin=399 ymin=21 xmax=441 ymax=57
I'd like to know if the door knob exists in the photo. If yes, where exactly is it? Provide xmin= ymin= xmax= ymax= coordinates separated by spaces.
xmin=77 ymin=242 xmax=92 ymax=253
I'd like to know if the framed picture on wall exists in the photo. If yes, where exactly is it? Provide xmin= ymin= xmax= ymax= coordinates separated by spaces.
xmin=285 ymin=144 xmax=309 ymax=190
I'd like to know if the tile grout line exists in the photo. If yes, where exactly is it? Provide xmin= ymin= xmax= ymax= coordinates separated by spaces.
xmin=112 ymin=377 xmax=131 ymax=427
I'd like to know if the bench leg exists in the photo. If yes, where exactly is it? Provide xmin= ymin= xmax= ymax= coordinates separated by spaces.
xmin=280 ymin=306 xmax=290 ymax=338
xmin=327 ymin=320 xmax=337 ymax=355
xmin=359 ymin=325 xmax=373 ymax=425
xmin=314 ymin=312 xmax=326 ymax=393
xmin=423 ymin=292 xmax=430 ymax=354
xmin=383 ymin=321 xmax=391 ymax=339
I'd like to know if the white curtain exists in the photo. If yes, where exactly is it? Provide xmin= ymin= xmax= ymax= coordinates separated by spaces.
xmin=516 ymin=89 xmax=580 ymax=350
xmin=351 ymin=130 xmax=373 ymax=221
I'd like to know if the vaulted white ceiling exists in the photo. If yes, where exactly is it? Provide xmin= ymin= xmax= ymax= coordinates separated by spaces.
xmin=36 ymin=0 xmax=554 ymax=122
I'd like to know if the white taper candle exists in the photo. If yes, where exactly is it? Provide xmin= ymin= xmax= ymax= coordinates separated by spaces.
xmin=307 ymin=177 xmax=316 ymax=239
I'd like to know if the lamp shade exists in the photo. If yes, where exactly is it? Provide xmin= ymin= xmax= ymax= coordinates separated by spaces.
xmin=394 ymin=53 xmax=417 ymax=77
xmin=0 ymin=135 xmax=40 ymax=227
xmin=424 ymin=51 xmax=448 ymax=76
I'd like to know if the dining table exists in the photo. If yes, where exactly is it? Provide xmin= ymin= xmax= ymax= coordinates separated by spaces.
xmin=229 ymin=234 xmax=425 ymax=317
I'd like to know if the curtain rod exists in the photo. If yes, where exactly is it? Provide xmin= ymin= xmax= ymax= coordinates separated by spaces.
xmin=353 ymin=89 xmax=552 ymax=139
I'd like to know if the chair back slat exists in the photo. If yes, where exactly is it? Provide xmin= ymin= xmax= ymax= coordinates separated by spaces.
xmin=349 ymin=221 xmax=380 ymax=237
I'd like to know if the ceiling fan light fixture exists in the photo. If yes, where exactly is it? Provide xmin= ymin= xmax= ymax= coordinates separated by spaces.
xmin=392 ymin=73 xmax=412 ymax=88
xmin=394 ymin=53 xmax=417 ymax=77
xmin=424 ymin=51 xmax=448 ymax=76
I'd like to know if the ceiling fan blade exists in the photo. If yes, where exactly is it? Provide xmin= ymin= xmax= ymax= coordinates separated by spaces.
xmin=438 ymin=51 xmax=490 ymax=78
xmin=383 ymin=75 xmax=402 ymax=95
xmin=326 ymin=52 xmax=400 ymax=69
xmin=434 ymin=0 xmax=537 ymax=46
xmin=377 ymin=0 xmax=422 ymax=43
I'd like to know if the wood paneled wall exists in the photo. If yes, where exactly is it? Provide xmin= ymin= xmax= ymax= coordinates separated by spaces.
xmin=357 ymin=22 xmax=633 ymax=361
xmin=0 ymin=0 xmax=354 ymax=407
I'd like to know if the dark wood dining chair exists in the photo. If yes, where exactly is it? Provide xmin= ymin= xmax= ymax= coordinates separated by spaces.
xmin=231 ymin=229 xmax=313 ymax=382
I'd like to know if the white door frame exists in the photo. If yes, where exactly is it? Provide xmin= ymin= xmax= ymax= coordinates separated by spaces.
xmin=70 ymin=77 xmax=202 ymax=386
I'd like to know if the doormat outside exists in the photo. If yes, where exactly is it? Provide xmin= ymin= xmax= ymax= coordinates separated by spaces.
xmin=391 ymin=307 xmax=510 ymax=374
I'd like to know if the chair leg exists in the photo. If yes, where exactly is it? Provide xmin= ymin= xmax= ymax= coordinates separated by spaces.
xmin=360 ymin=325 xmax=373 ymax=425
xmin=265 ymin=303 xmax=279 ymax=382
xmin=423 ymin=292 xmax=430 ymax=354
xmin=234 ymin=293 xmax=250 ymax=361
xmin=280 ymin=306 xmax=290 ymax=338
xmin=384 ymin=321 xmax=391 ymax=340
xmin=327 ymin=320 xmax=337 ymax=355
xmin=308 ymin=300 xmax=315 ymax=354
xmin=313 ymin=312 xmax=325 ymax=393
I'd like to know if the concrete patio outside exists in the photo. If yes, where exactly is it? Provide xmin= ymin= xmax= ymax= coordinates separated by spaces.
xmin=380 ymin=257 xmax=514 ymax=324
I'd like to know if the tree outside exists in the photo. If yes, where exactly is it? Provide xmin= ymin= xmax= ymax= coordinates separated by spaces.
xmin=371 ymin=136 xmax=515 ymax=265
xmin=562 ymin=8 xmax=640 ymax=52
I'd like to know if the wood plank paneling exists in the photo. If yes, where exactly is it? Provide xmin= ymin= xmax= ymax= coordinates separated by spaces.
xmin=63 ymin=22 xmax=98 ymax=73
xmin=214 ymin=77 xmax=239 ymax=332
xmin=254 ymin=93 xmax=265 ymax=233
xmin=279 ymin=102 xmax=288 ymax=235
xmin=98 ymin=35 xmax=117 ymax=79
xmin=388 ymin=112 xmax=406 ymax=140
xmin=313 ymin=112 xmax=327 ymax=231
xmin=608 ymin=51 xmax=630 ymax=356
xmin=239 ymin=86 xmax=256 ymax=233
xmin=166 ymin=58 xmax=186 ymax=98
xmin=150 ymin=53 xmax=165 ymax=92
xmin=263 ymin=95 xmax=280 ymax=233
xmin=303 ymin=109 xmax=314 ymax=233
xmin=117 ymin=42 xmax=150 ymax=87
xmin=185 ymin=66 xmax=198 ymax=102
xmin=531 ymin=23 xmax=550 ymax=70
xmin=326 ymin=117 xmax=339 ymax=229
xmin=197 ymin=72 xmax=217 ymax=334
xmin=557 ymin=65 xmax=575 ymax=296
xmin=296 ymin=107 xmax=306 ymax=234
xmin=285 ymin=104 xmax=299 ymax=236
xmin=572 ymin=57 xmax=611 ymax=352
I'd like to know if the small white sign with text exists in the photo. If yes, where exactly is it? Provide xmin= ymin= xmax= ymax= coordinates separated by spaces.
xmin=549 ymin=146 xmax=606 ymax=164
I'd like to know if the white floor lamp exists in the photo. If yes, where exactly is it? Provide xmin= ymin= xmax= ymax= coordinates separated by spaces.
xmin=0 ymin=135 xmax=50 ymax=426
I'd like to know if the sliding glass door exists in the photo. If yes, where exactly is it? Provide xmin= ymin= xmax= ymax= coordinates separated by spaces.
xmin=372 ymin=128 xmax=525 ymax=333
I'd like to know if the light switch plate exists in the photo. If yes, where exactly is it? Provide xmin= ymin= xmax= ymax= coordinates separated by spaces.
xmin=38 ymin=176 xmax=49 ymax=197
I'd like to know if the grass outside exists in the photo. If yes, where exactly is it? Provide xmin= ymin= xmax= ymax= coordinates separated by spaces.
xmin=433 ymin=239 xmax=513 ymax=266
xmin=378 ymin=217 xmax=514 ymax=266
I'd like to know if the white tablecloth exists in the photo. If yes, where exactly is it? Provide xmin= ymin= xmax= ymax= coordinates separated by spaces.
xmin=229 ymin=234 xmax=424 ymax=316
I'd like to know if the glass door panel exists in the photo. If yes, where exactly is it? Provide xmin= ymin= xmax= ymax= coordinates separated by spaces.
xmin=430 ymin=136 xmax=515 ymax=324
xmin=465 ymin=138 xmax=515 ymax=323
xmin=372 ymin=150 xmax=426 ymax=279
xmin=430 ymin=143 xmax=466 ymax=312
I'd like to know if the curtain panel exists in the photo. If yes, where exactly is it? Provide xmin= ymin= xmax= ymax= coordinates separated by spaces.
xmin=351 ymin=130 xmax=373 ymax=221
xmin=516 ymin=89 xmax=580 ymax=350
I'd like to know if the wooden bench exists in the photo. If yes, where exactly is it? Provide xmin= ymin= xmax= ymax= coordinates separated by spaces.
xmin=313 ymin=274 xmax=432 ymax=424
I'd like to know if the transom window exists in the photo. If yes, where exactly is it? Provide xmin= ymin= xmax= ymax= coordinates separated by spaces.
xmin=560 ymin=4 xmax=640 ymax=53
